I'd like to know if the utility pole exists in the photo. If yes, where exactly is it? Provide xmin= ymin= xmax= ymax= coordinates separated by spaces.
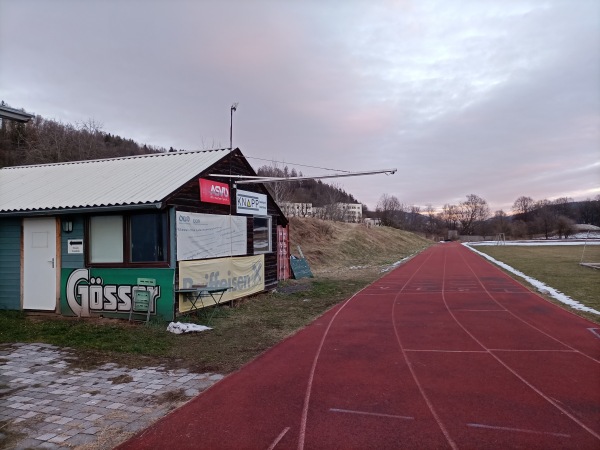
xmin=229 ymin=102 xmax=238 ymax=150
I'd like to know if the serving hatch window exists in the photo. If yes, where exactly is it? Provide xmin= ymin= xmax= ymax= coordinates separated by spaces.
xmin=253 ymin=216 xmax=272 ymax=253
xmin=88 ymin=212 xmax=168 ymax=267
xmin=89 ymin=215 xmax=124 ymax=263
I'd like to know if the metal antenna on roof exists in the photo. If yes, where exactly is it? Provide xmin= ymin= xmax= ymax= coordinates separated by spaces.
xmin=229 ymin=102 xmax=238 ymax=150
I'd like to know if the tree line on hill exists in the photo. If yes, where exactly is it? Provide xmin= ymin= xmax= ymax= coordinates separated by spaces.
xmin=0 ymin=113 xmax=162 ymax=168
xmin=256 ymin=164 xmax=359 ymax=208
xmin=375 ymin=193 xmax=600 ymax=239
xmin=3 ymin=110 xmax=597 ymax=240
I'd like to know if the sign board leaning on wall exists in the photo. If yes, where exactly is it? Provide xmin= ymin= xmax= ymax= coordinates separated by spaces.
xmin=176 ymin=211 xmax=247 ymax=261
xmin=178 ymin=255 xmax=265 ymax=312
xmin=236 ymin=189 xmax=267 ymax=216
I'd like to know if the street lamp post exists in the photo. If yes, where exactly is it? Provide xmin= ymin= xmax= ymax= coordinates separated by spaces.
xmin=229 ymin=102 xmax=238 ymax=150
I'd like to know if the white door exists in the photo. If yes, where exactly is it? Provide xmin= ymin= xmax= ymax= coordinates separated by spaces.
xmin=23 ymin=217 xmax=57 ymax=310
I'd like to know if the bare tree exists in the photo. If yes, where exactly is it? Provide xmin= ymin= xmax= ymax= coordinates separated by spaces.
xmin=424 ymin=204 xmax=439 ymax=237
xmin=376 ymin=193 xmax=402 ymax=227
xmin=457 ymin=194 xmax=490 ymax=235
xmin=556 ymin=215 xmax=575 ymax=239
xmin=492 ymin=210 xmax=510 ymax=235
xmin=322 ymin=182 xmax=346 ymax=221
xmin=552 ymin=197 xmax=574 ymax=218
xmin=510 ymin=220 xmax=528 ymax=238
xmin=438 ymin=203 xmax=460 ymax=231
xmin=256 ymin=161 xmax=295 ymax=205
xmin=512 ymin=196 xmax=535 ymax=218
xmin=75 ymin=118 xmax=104 ymax=160
xmin=533 ymin=199 xmax=557 ymax=239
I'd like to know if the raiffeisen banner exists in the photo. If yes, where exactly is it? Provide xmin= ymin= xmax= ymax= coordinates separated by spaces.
xmin=199 ymin=178 xmax=230 ymax=205
xmin=178 ymin=255 xmax=264 ymax=312
xmin=236 ymin=189 xmax=267 ymax=215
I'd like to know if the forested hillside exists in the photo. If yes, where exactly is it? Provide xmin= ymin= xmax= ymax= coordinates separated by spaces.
xmin=256 ymin=164 xmax=360 ymax=207
xmin=0 ymin=112 xmax=162 ymax=167
xmin=0 ymin=108 xmax=366 ymax=211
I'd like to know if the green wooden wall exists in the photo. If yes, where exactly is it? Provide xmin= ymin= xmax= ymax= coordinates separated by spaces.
xmin=0 ymin=218 xmax=21 ymax=309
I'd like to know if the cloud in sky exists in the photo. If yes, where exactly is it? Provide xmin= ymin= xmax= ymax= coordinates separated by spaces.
xmin=1 ymin=0 xmax=598 ymax=212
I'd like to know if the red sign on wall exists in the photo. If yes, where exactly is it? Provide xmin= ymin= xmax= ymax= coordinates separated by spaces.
xmin=199 ymin=178 xmax=230 ymax=205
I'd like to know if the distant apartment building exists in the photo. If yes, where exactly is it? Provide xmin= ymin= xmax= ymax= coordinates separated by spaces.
xmin=281 ymin=202 xmax=363 ymax=223
xmin=280 ymin=202 xmax=313 ymax=218
xmin=337 ymin=203 xmax=363 ymax=223
xmin=364 ymin=217 xmax=381 ymax=228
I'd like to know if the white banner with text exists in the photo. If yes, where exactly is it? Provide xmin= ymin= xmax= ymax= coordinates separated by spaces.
xmin=176 ymin=211 xmax=247 ymax=261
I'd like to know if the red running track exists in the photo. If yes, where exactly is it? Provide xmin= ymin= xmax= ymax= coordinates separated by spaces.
xmin=118 ymin=243 xmax=600 ymax=449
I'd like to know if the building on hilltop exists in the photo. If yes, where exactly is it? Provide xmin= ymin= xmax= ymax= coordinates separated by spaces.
xmin=337 ymin=203 xmax=363 ymax=223
xmin=310 ymin=203 xmax=363 ymax=223
xmin=364 ymin=217 xmax=381 ymax=228
xmin=279 ymin=202 xmax=313 ymax=218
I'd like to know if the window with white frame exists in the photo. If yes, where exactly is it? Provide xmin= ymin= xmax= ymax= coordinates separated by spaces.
xmin=88 ymin=212 xmax=168 ymax=266
xmin=253 ymin=216 xmax=271 ymax=253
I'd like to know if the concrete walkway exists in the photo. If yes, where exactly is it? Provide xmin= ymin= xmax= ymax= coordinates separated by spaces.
xmin=0 ymin=342 xmax=223 ymax=449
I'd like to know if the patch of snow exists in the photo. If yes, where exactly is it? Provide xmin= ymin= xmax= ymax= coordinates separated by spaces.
xmin=464 ymin=244 xmax=600 ymax=315
xmin=469 ymin=240 xmax=600 ymax=246
xmin=349 ymin=265 xmax=370 ymax=270
xmin=167 ymin=322 xmax=212 ymax=334
xmin=380 ymin=255 xmax=413 ymax=273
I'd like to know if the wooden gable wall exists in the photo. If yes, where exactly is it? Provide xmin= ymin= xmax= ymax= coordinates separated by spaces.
xmin=164 ymin=149 xmax=287 ymax=290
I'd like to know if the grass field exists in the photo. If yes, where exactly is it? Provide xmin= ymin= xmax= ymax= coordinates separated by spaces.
xmin=0 ymin=277 xmax=372 ymax=373
xmin=472 ymin=245 xmax=600 ymax=323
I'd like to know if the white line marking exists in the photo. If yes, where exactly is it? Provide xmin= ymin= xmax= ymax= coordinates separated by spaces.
xmin=467 ymin=423 xmax=570 ymax=438
xmin=449 ymin=249 xmax=600 ymax=441
xmin=329 ymin=408 xmax=414 ymax=420
xmin=297 ymin=284 xmax=377 ymax=450
xmin=489 ymin=349 xmax=577 ymax=353
xmin=267 ymin=427 xmax=290 ymax=450
xmin=588 ymin=328 xmax=600 ymax=339
xmin=453 ymin=309 xmax=507 ymax=312
xmin=392 ymin=249 xmax=460 ymax=450
xmin=405 ymin=349 xmax=486 ymax=353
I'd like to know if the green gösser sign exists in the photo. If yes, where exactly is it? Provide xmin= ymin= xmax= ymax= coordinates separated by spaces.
xmin=60 ymin=268 xmax=175 ymax=321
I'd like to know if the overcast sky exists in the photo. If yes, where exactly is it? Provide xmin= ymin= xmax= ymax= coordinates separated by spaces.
xmin=1 ymin=0 xmax=598 ymax=212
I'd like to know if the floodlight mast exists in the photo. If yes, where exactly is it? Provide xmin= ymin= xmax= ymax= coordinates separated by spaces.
xmin=229 ymin=102 xmax=238 ymax=150
xmin=209 ymin=168 xmax=397 ymax=184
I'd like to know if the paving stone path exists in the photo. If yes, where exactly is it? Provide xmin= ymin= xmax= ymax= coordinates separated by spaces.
xmin=0 ymin=343 xmax=223 ymax=449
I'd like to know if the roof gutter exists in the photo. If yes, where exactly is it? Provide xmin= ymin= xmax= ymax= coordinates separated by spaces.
xmin=0 ymin=202 xmax=164 ymax=217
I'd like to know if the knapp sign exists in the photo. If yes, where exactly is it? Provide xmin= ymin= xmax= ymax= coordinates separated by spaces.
xmin=237 ymin=189 xmax=267 ymax=215
xmin=200 ymin=178 xmax=230 ymax=205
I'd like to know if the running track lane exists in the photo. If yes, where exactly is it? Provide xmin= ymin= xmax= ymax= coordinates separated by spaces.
xmin=118 ymin=243 xmax=600 ymax=449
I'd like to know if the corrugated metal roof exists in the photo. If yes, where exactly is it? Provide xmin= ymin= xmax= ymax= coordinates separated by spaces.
xmin=0 ymin=149 xmax=230 ymax=213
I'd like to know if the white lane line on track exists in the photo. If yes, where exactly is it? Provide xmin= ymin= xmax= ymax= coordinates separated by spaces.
xmin=459 ymin=250 xmax=600 ymax=365
xmin=588 ymin=328 xmax=600 ymax=339
xmin=298 ymin=249 xmax=443 ymax=450
xmin=489 ymin=349 xmax=577 ymax=352
xmin=467 ymin=423 xmax=570 ymax=438
xmin=329 ymin=408 xmax=414 ymax=420
xmin=447 ymin=249 xmax=600 ymax=442
xmin=391 ymin=250 xmax=460 ymax=450
xmin=405 ymin=349 xmax=486 ymax=353
xmin=297 ymin=286 xmax=377 ymax=450
xmin=453 ymin=309 xmax=507 ymax=312
xmin=267 ymin=427 xmax=290 ymax=450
